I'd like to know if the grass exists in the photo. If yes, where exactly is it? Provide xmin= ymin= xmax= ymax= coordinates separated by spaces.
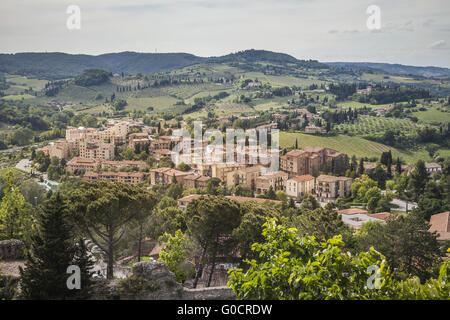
xmin=411 ymin=106 xmax=450 ymax=124
xmin=1 ymin=94 xmax=36 ymax=101
xmin=126 ymin=96 xmax=182 ymax=113
xmin=335 ymin=115 xmax=421 ymax=135
xmin=280 ymin=132 xmax=442 ymax=164
xmin=336 ymin=101 xmax=381 ymax=109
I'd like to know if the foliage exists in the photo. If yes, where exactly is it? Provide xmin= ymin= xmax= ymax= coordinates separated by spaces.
xmin=0 ymin=169 xmax=32 ymax=241
xmin=228 ymin=219 xmax=449 ymax=300
xmin=19 ymin=193 xmax=93 ymax=299
xmin=74 ymin=69 xmax=111 ymax=87
xmin=158 ymin=230 xmax=193 ymax=283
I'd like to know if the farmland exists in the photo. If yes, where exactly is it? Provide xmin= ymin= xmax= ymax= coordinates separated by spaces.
xmin=280 ymin=132 xmax=447 ymax=164
xmin=335 ymin=115 xmax=422 ymax=136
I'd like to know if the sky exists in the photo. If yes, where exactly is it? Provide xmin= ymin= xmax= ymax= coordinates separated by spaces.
xmin=1 ymin=0 xmax=449 ymax=67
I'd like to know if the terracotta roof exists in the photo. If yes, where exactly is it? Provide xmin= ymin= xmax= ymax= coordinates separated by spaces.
xmin=317 ymin=175 xmax=352 ymax=182
xmin=369 ymin=212 xmax=391 ymax=220
xmin=177 ymin=194 xmax=203 ymax=202
xmin=429 ymin=212 xmax=450 ymax=241
xmin=284 ymin=150 xmax=305 ymax=157
xmin=338 ymin=208 xmax=368 ymax=215
xmin=425 ymin=162 xmax=442 ymax=169
xmin=289 ymin=174 xmax=315 ymax=183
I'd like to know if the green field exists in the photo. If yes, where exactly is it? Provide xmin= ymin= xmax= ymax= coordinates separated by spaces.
xmin=412 ymin=106 xmax=450 ymax=124
xmin=335 ymin=115 xmax=421 ymax=135
xmin=280 ymin=132 xmax=444 ymax=164
xmin=1 ymin=93 xmax=36 ymax=101
xmin=336 ymin=101 xmax=381 ymax=109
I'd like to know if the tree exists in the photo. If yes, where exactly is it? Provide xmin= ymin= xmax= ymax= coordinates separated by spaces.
xmin=166 ymin=183 xmax=183 ymax=200
xmin=19 ymin=179 xmax=46 ymax=206
xmin=0 ymin=169 xmax=31 ymax=241
xmin=158 ymin=230 xmax=193 ymax=283
xmin=67 ymin=182 xmax=143 ymax=279
xmin=296 ymin=206 xmax=352 ymax=243
xmin=356 ymin=213 xmax=442 ymax=282
xmin=232 ymin=202 xmax=280 ymax=264
xmin=185 ymin=196 xmax=241 ymax=288
xmin=358 ymin=158 xmax=364 ymax=175
xmin=409 ymin=160 xmax=429 ymax=201
xmin=206 ymin=177 xmax=221 ymax=195
xmin=265 ymin=186 xmax=276 ymax=200
xmin=133 ymin=190 xmax=157 ymax=262
xmin=19 ymin=193 xmax=93 ymax=299
xmin=228 ymin=219 xmax=449 ymax=300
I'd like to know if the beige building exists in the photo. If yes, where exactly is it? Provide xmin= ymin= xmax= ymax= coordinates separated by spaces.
xmin=225 ymin=165 xmax=263 ymax=189
xmin=38 ymin=139 xmax=70 ymax=159
xmin=79 ymin=140 xmax=115 ymax=161
xmin=280 ymin=147 xmax=345 ymax=177
xmin=316 ymin=175 xmax=352 ymax=202
xmin=149 ymin=167 xmax=192 ymax=186
xmin=286 ymin=174 xmax=315 ymax=199
xmin=128 ymin=132 xmax=150 ymax=150
xmin=67 ymin=157 xmax=101 ymax=173
xmin=181 ymin=175 xmax=210 ymax=189
xmin=101 ymin=160 xmax=147 ymax=170
xmin=83 ymin=171 xmax=149 ymax=184
xmin=255 ymin=171 xmax=288 ymax=194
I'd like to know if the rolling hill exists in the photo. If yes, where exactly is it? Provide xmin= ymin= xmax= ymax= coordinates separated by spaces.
xmin=326 ymin=62 xmax=450 ymax=78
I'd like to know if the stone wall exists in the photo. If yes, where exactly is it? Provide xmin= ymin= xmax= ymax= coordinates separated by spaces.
xmin=0 ymin=240 xmax=24 ymax=260
xmin=91 ymin=261 xmax=235 ymax=300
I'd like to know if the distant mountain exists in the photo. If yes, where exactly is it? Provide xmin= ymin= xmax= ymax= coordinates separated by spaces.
xmin=0 ymin=49 xmax=328 ymax=80
xmin=0 ymin=52 xmax=205 ymax=80
xmin=209 ymin=49 xmax=299 ymax=64
xmin=1 ymin=50 xmax=448 ymax=80
xmin=326 ymin=62 xmax=450 ymax=78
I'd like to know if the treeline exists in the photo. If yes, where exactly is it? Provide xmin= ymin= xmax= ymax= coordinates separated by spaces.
xmin=358 ymin=85 xmax=430 ymax=104
xmin=74 ymin=69 xmax=111 ymax=87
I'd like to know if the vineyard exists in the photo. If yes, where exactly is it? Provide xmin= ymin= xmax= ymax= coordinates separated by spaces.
xmin=335 ymin=115 xmax=422 ymax=136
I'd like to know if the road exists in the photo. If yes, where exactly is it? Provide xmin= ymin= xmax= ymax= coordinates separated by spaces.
xmin=391 ymin=198 xmax=417 ymax=212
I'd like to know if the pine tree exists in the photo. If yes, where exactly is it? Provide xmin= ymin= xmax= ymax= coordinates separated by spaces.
xmin=409 ymin=160 xmax=430 ymax=201
xmin=396 ymin=157 xmax=402 ymax=174
xmin=358 ymin=158 xmax=365 ymax=175
xmin=19 ymin=193 xmax=92 ymax=299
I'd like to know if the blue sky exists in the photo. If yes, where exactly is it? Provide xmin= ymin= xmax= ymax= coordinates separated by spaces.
xmin=1 ymin=0 xmax=449 ymax=67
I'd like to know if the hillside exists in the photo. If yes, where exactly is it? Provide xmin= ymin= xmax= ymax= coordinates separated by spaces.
xmin=0 ymin=50 xmax=324 ymax=80
xmin=326 ymin=62 xmax=450 ymax=78
xmin=0 ymin=52 xmax=205 ymax=80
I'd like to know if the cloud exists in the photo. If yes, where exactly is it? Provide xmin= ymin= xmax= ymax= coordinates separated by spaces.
xmin=427 ymin=40 xmax=448 ymax=50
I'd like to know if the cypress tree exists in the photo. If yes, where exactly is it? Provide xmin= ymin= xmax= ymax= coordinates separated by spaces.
xmin=19 ymin=193 xmax=93 ymax=300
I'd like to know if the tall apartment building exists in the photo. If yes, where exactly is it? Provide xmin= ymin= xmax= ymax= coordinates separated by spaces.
xmin=286 ymin=174 xmax=315 ymax=199
xmin=128 ymin=132 xmax=150 ymax=150
xmin=79 ymin=140 xmax=115 ymax=161
xmin=255 ymin=171 xmax=288 ymax=194
xmin=315 ymin=175 xmax=352 ymax=202
xmin=280 ymin=147 xmax=345 ymax=177
xmin=226 ymin=165 xmax=263 ymax=189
